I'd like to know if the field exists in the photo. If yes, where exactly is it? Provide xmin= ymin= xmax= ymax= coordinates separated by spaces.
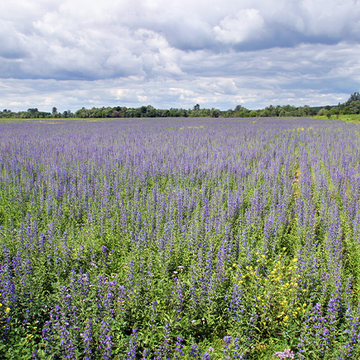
xmin=312 ymin=114 xmax=360 ymax=123
xmin=0 ymin=117 xmax=360 ymax=359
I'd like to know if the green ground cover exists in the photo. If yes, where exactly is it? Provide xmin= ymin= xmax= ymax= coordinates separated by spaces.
xmin=0 ymin=117 xmax=360 ymax=359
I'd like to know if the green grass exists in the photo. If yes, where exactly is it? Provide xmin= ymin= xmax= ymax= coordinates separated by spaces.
xmin=310 ymin=114 xmax=360 ymax=122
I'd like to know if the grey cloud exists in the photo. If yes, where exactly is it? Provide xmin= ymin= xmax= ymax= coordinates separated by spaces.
xmin=1 ymin=0 xmax=360 ymax=80
xmin=214 ymin=9 xmax=266 ymax=45
xmin=0 ymin=41 xmax=356 ymax=112
xmin=0 ymin=0 xmax=359 ymax=111
xmin=0 ymin=21 xmax=29 ymax=59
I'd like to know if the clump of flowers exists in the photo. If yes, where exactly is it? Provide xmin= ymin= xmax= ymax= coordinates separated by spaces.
xmin=273 ymin=349 xmax=295 ymax=359
xmin=238 ymin=249 xmax=307 ymax=332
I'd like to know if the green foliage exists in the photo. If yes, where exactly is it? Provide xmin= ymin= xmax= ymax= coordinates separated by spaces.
xmin=1 ymin=118 xmax=360 ymax=359
xmin=5 ymin=92 xmax=360 ymax=120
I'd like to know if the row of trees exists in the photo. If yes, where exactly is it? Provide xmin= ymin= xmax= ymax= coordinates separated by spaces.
xmin=73 ymin=105 xmax=224 ymax=118
xmin=1 ymin=93 xmax=360 ymax=119
xmin=0 ymin=105 xmax=320 ymax=119
xmin=0 ymin=108 xmax=74 ymax=119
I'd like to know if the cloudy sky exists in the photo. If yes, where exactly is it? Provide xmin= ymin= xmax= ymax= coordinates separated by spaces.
xmin=1 ymin=0 xmax=360 ymax=112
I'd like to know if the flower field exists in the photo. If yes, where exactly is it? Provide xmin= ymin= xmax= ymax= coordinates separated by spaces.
xmin=0 ymin=117 xmax=360 ymax=359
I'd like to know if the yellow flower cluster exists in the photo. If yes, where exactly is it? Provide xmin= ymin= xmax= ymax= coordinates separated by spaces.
xmin=238 ymin=250 xmax=308 ymax=328
xmin=0 ymin=294 xmax=11 ymax=314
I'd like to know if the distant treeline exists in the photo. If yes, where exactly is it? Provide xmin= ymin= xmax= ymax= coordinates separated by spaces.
xmin=1 ymin=92 xmax=360 ymax=119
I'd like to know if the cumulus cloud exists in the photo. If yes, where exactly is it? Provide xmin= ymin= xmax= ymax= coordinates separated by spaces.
xmin=0 ymin=42 xmax=357 ymax=112
xmin=0 ymin=0 xmax=359 ymax=110
xmin=0 ymin=21 xmax=29 ymax=59
xmin=214 ymin=9 xmax=265 ymax=44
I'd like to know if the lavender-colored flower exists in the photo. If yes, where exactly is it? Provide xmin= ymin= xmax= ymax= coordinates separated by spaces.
xmin=126 ymin=328 xmax=138 ymax=360
xmin=273 ymin=349 xmax=295 ymax=359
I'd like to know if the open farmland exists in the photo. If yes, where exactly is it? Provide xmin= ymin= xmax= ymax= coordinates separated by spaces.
xmin=1 ymin=117 xmax=360 ymax=359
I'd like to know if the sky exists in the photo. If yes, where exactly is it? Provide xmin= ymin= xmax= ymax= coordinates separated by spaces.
xmin=0 ymin=0 xmax=360 ymax=112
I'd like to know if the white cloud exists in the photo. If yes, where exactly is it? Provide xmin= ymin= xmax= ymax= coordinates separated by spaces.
xmin=0 ymin=42 xmax=356 ymax=112
xmin=0 ymin=0 xmax=359 ymax=110
xmin=214 ymin=9 xmax=265 ymax=44
xmin=0 ymin=21 xmax=29 ymax=59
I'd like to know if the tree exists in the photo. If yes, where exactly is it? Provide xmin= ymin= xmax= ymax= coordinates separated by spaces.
xmin=249 ymin=110 xmax=258 ymax=117
xmin=225 ymin=109 xmax=234 ymax=117
xmin=147 ymin=108 xmax=157 ymax=117
xmin=317 ymin=108 xmax=331 ymax=118
xmin=330 ymin=107 xmax=339 ymax=115
xmin=193 ymin=104 xmax=200 ymax=111
xmin=318 ymin=108 xmax=326 ymax=116
xmin=346 ymin=92 xmax=360 ymax=105
xmin=211 ymin=108 xmax=220 ymax=118
xmin=341 ymin=106 xmax=351 ymax=115
xmin=52 ymin=107 xmax=58 ymax=115
xmin=27 ymin=108 xmax=39 ymax=118
xmin=349 ymin=100 xmax=360 ymax=114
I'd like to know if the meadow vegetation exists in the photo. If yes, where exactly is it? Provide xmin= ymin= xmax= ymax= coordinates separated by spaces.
xmin=0 ymin=117 xmax=360 ymax=359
